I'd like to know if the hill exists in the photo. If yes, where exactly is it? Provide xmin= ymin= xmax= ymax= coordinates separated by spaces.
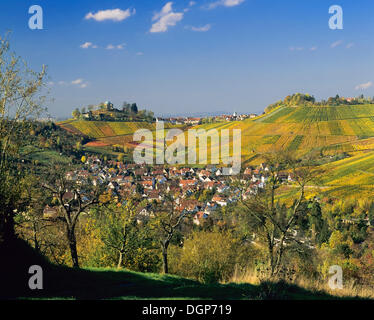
xmin=196 ymin=104 xmax=374 ymax=158
xmin=60 ymin=104 xmax=374 ymax=157
xmin=58 ymin=104 xmax=374 ymax=196
xmin=59 ymin=119 xmax=185 ymax=149
xmin=190 ymin=104 xmax=374 ymax=196
xmin=1 ymin=239 xmax=353 ymax=300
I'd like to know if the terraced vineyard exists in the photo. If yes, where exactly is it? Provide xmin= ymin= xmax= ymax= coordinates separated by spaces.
xmin=59 ymin=120 xmax=184 ymax=147
xmin=59 ymin=105 xmax=374 ymax=156
xmin=188 ymin=104 xmax=374 ymax=196
xmin=191 ymin=105 xmax=374 ymax=160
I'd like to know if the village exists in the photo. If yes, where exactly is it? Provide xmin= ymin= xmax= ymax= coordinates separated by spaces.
xmin=43 ymin=156 xmax=295 ymax=226
xmin=156 ymin=111 xmax=259 ymax=125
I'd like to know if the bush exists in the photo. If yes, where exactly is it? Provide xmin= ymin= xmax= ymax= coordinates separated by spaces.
xmin=169 ymin=230 xmax=253 ymax=283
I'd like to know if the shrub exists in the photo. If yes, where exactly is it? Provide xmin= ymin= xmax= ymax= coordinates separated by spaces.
xmin=170 ymin=230 xmax=253 ymax=283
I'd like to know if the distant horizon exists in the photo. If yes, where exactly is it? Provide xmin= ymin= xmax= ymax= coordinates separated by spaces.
xmin=47 ymin=92 xmax=373 ymax=120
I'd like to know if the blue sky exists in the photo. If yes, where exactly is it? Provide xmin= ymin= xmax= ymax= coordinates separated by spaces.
xmin=1 ymin=0 xmax=373 ymax=117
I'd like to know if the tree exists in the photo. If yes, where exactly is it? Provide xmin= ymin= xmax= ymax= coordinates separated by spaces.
xmin=151 ymin=193 xmax=186 ymax=274
xmin=309 ymin=201 xmax=329 ymax=245
xmin=122 ymin=102 xmax=131 ymax=114
xmin=0 ymin=33 xmax=47 ymax=245
xmin=117 ymin=153 xmax=124 ymax=162
xmin=76 ymin=141 xmax=82 ymax=152
xmin=146 ymin=110 xmax=155 ymax=122
xmin=237 ymin=151 xmax=324 ymax=277
xmin=97 ymin=201 xmax=139 ymax=269
xmin=170 ymin=230 xmax=246 ymax=283
xmin=42 ymin=168 xmax=105 ymax=267
xmin=72 ymin=108 xmax=81 ymax=119
xmin=14 ymin=175 xmax=51 ymax=254
xmin=130 ymin=103 xmax=138 ymax=114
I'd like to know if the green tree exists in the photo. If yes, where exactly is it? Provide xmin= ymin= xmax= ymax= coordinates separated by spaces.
xmin=130 ymin=103 xmax=138 ymax=114
xmin=309 ymin=201 xmax=330 ymax=245
xmin=170 ymin=230 xmax=247 ymax=283
xmin=0 ymin=34 xmax=47 ymax=245
xmin=117 ymin=153 xmax=124 ymax=162
xmin=98 ymin=202 xmax=139 ymax=268
xmin=72 ymin=108 xmax=81 ymax=119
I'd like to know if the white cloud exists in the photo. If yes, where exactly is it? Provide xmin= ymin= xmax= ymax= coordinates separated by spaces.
xmin=330 ymin=40 xmax=343 ymax=48
xmin=346 ymin=42 xmax=354 ymax=49
xmin=71 ymin=79 xmax=84 ymax=85
xmin=310 ymin=46 xmax=318 ymax=51
xmin=150 ymin=2 xmax=184 ymax=33
xmin=355 ymin=81 xmax=373 ymax=90
xmin=58 ymin=79 xmax=89 ymax=88
xmin=106 ymin=43 xmax=125 ymax=50
xmin=207 ymin=0 xmax=244 ymax=9
xmin=136 ymin=52 xmax=144 ymax=56
xmin=189 ymin=1 xmax=196 ymax=6
xmin=80 ymin=42 xmax=98 ymax=49
xmin=85 ymin=8 xmax=135 ymax=22
xmin=185 ymin=24 xmax=211 ymax=32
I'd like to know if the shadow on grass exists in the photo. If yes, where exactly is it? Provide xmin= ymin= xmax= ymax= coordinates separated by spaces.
xmin=0 ymin=239 xmax=358 ymax=300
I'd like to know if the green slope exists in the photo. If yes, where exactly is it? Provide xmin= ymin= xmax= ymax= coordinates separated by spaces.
xmin=1 ymin=239 xmax=351 ymax=300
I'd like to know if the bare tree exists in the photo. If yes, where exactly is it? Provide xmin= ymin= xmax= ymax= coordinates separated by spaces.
xmin=152 ymin=193 xmax=186 ymax=274
xmin=237 ymin=150 xmax=323 ymax=277
xmin=42 ymin=169 xmax=105 ymax=268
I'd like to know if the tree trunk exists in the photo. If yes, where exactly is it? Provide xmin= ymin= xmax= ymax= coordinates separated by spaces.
xmin=162 ymin=250 xmax=168 ymax=274
xmin=267 ymin=235 xmax=276 ymax=277
xmin=162 ymin=242 xmax=169 ymax=274
xmin=117 ymin=251 xmax=124 ymax=269
xmin=32 ymin=222 xmax=40 ymax=253
xmin=67 ymin=225 xmax=79 ymax=268
xmin=269 ymin=250 xmax=276 ymax=277
xmin=117 ymin=227 xmax=129 ymax=269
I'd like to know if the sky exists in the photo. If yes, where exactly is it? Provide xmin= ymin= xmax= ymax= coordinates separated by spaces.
xmin=0 ymin=0 xmax=373 ymax=118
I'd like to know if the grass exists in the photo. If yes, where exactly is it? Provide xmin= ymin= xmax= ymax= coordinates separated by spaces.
xmin=1 ymin=239 xmax=358 ymax=301
xmin=21 ymin=146 xmax=72 ymax=165
xmin=230 ymin=269 xmax=374 ymax=300
xmin=18 ymin=266 xmax=350 ymax=301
